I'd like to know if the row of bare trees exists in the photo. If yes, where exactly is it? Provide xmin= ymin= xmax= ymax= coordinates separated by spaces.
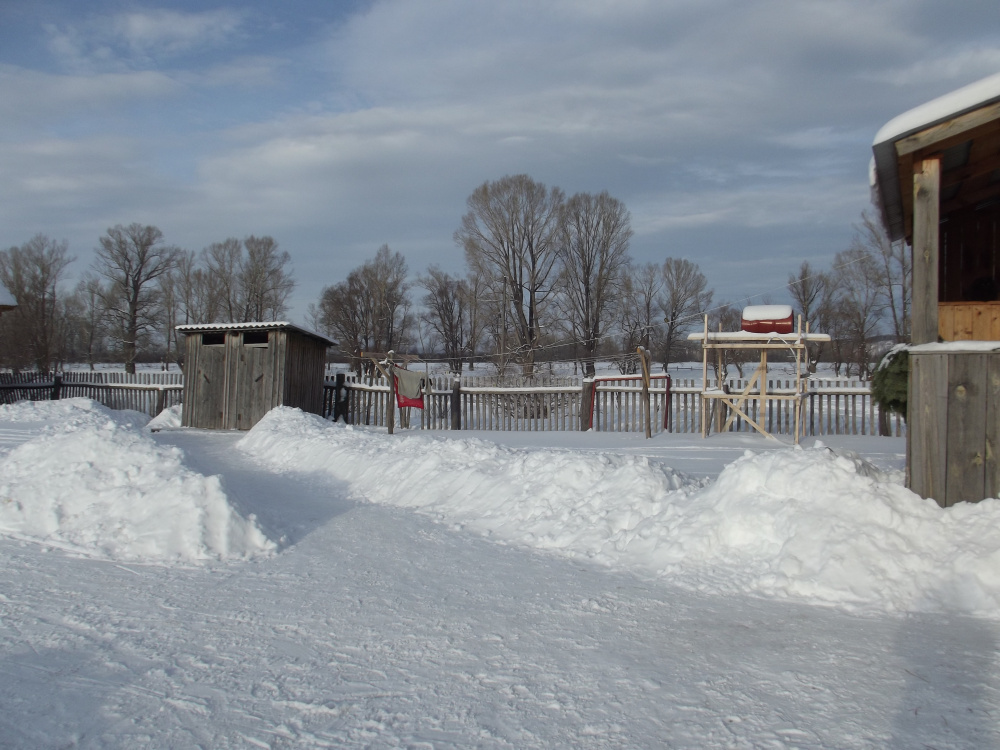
xmin=0 ymin=224 xmax=294 ymax=373
xmin=2 ymin=191 xmax=909 ymax=379
xmin=315 ymin=174 xmax=718 ymax=377
xmin=315 ymin=176 xmax=911 ymax=379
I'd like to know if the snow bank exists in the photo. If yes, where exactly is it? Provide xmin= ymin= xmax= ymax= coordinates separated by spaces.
xmin=0 ymin=399 xmax=275 ymax=562
xmin=147 ymin=403 xmax=183 ymax=431
xmin=241 ymin=408 xmax=1000 ymax=618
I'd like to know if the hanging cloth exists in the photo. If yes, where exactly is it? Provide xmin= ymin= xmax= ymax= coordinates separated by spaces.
xmin=391 ymin=364 xmax=426 ymax=409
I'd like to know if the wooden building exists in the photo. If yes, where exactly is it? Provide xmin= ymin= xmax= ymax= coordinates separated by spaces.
xmin=177 ymin=322 xmax=334 ymax=430
xmin=871 ymin=72 xmax=1000 ymax=506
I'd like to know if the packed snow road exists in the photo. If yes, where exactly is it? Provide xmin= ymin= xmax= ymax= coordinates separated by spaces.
xmin=0 ymin=402 xmax=998 ymax=748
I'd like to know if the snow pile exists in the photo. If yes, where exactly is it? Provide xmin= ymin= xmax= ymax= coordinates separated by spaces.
xmin=0 ymin=399 xmax=275 ymax=562
xmin=147 ymin=403 xmax=183 ymax=430
xmin=240 ymin=408 xmax=1000 ymax=617
xmin=0 ymin=396 xmax=149 ymax=430
xmin=655 ymin=448 xmax=1000 ymax=616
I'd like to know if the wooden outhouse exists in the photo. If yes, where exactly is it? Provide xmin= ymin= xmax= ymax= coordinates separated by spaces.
xmin=177 ymin=322 xmax=334 ymax=430
xmin=871 ymin=72 xmax=1000 ymax=505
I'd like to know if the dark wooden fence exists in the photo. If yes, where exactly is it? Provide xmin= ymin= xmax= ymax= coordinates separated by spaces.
xmin=0 ymin=371 xmax=184 ymax=416
xmin=0 ymin=369 xmax=902 ymax=437
xmin=325 ymin=373 xmax=904 ymax=438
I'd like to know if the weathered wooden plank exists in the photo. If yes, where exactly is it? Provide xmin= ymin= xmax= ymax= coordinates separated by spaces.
xmin=987 ymin=354 xmax=1000 ymax=499
xmin=908 ymin=352 xmax=949 ymax=504
xmin=945 ymin=353 xmax=988 ymax=505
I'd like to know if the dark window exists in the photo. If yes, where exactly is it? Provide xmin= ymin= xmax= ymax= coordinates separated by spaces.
xmin=202 ymin=332 xmax=225 ymax=346
xmin=243 ymin=330 xmax=269 ymax=346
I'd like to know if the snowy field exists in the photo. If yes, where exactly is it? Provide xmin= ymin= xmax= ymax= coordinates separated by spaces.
xmin=1 ymin=399 xmax=999 ymax=748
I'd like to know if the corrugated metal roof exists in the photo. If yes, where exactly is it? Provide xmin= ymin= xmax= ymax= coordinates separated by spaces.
xmin=176 ymin=321 xmax=335 ymax=346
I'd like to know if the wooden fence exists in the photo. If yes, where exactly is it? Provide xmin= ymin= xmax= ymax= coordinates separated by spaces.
xmin=0 ymin=369 xmax=903 ymax=437
xmin=0 ymin=371 xmax=184 ymax=416
xmin=327 ymin=373 xmax=905 ymax=438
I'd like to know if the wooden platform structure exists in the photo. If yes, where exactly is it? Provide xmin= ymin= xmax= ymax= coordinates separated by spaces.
xmin=178 ymin=322 xmax=334 ymax=430
xmin=688 ymin=315 xmax=829 ymax=443
xmin=871 ymin=72 xmax=1000 ymax=505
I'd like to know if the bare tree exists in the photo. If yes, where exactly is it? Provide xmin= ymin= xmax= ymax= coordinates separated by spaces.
xmin=174 ymin=249 xmax=217 ymax=325
xmin=828 ymin=246 xmax=885 ymax=378
xmin=203 ymin=238 xmax=242 ymax=322
xmin=158 ymin=266 xmax=181 ymax=369
xmin=555 ymin=191 xmax=633 ymax=377
xmin=316 ymin=245 xmax=412 ymax=373
xmin=238 ymin=235 xmax=294 ymax=322
xmin=461 ymin=267 xmax=489 ymax=371
xmin=316 ymin=277 xmax=366 ymax=369
xmin=0 ymin=235 xmax=74 ymax=373
xmin=788 ymin=260 xmax=830 ymax=371
xmin=659 ymin=257 xmax=712 ymax=370
xmin=706 ymin=302 xmax=747 ymax=381
xmin=614 ymin=262 xmax=662 ymax=374
xmin=857 ymin=209 xmax=910 ymax=343
xmin=420 ymin=266 xmax=466 ymax=373
xmin=68 ymin=274 xmax=109 ymax=370
xmin=456 ymin=174 xmax=564 ymax=374
xmin=94 ymin=223 xmax=180 ymax=374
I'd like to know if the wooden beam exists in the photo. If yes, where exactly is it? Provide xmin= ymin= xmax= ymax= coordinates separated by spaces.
xmin=912 ymin=157 xmax=941 ymax=344
xmin=895 ymin=101 xmax=1000 ymax=157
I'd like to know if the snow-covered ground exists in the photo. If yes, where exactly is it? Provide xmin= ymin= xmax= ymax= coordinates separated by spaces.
xmin=1 ymin=399 xmax=998 ymax=748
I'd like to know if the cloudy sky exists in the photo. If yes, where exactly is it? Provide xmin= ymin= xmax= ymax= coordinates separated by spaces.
xmin=1 ymin=0 xmax=998 ymax=324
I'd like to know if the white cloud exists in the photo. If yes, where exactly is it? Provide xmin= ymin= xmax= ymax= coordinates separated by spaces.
xmin=44 ymin=8 xmax=249 ymax=71
xmin=113 ymin=9 xmax=246 ymax=57
xmin=867 ymin=46 xmax=1000 ymax=88
xmin=182 ymin=56 xmax=286 ymax=89
xmin=3 ymin=0 xmax=997 ymax=319
xmin=0 ymin=65 xmax=181 ymax=131
xmin=631 ymin=177 xmax=868 ymax=236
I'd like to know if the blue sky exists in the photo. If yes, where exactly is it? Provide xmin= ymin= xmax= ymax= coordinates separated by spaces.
xmin=1 ymin=0 xmax=998 ymax=324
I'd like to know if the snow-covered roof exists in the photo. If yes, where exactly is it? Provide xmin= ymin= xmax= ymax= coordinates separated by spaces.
xmin=873 ymin=72 xmax=1000 ymax=147
xmin=742 ymin=304 xmax=792 ymax=321
xmin=687 ymin=331 xmax=830 ymax=342
xmin=176 ymin=321 xmax=335 ymax=346
xmin=0 ymin=282 xmax=15 ymax=310
xmin=908 ymin=341 xmax=1000 ymax=354
xmin=871 ymin=72 xmax=1000 ymax=242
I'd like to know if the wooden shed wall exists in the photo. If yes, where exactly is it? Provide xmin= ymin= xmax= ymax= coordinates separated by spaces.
xmin=181 ymin=333 xmax=226 ymax=429
xmin=281 ymin=331 xmax=328 ymax=415
xmin=909 ymin=350 xmax=1000 ymax=506
xmin=181 ymin=328 xmax=328 ymax=429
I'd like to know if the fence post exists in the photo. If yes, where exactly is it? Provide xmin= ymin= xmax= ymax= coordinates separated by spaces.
xmin=332 ymin=372 xmax=347 ymax=422
xmin=714 ymin=382 xmax=729 ymax=434
xmin=154 ymin=388 xmax=165 ymax=417
xmin=51 ymin=373 xmax=62 ymax=401
xmin=638 ymin=347 xmax=652 ymax=439
xmin=580 ymin=379 xmax=595 ymax=431
xmin=664 ymin=375 xmax=672 ymax=432
xmin=451 ymin=377 xmax=462 ymax=430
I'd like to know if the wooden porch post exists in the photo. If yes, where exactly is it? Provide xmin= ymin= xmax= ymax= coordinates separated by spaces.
xmin=911 ymin=156 xmax=941 ymax=344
